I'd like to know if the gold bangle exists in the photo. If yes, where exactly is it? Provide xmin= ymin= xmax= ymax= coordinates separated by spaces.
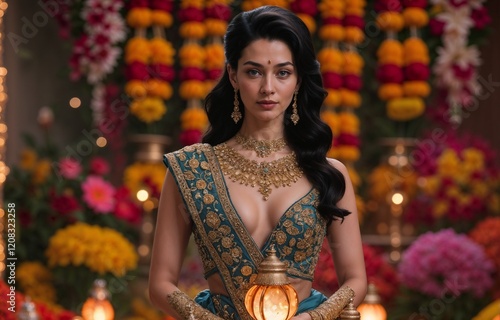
xmin=166 ymin=290 xmax=225 ymax=320
xmin=307 ymin=286 xmax=355 ymax=320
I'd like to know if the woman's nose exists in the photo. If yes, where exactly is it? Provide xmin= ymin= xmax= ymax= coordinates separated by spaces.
xmin=260 ymin=76 xmax=275 ymax=95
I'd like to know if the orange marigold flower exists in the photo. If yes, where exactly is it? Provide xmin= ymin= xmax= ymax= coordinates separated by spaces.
xmin=325 ymin=89 xmax=342 ymax=107
xmin=151 ymin=10 xmax=173 ymax=27
xmin=318 ymin=47 xmax=343 ymax=72
xmin=377 ymin=11 xmax=405 ymax=32
xmin=125 ymin=80 xmax=148 ymax=98
xmin=340 ymin=89 xmax=362 ymax=108
xmin=180 ymin=22 xmax=207 ymax=40
xmin=126 ymin=8 xmax=152 ymax=28
xmin=318 ymin=25 xmax=345 ymax=42
xmin=147 ymin=79 xmax=173 ymax=99
xmin=403 ymin=7 xmax=429 ymax=28
xmin=125 ymin=37 xmax=151 ymax=64
xmin=205 ymin=19 xmax=228 ymax=37
xmin=179 ymin=43 xmax=206 ymax=68
xmin=378 ymin=83 xmax=404 ymax=101
xmin=386 ymin=97 xmax=425 ymax=121
xmin=377 ymin=39 xmax=404 ymax=66
xmin=403 ymin=81 xmax=431 ymax=97
xmin=179 ymin=80 xmax=206 ymax=100
xmin=344 ymin=27 xmax=365 ymax=44
xmin=297 ymin=14 xmax=316 ymax=34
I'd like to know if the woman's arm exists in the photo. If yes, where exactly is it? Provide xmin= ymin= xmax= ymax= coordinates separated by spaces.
xmin=327 ymin=159 xmax=367 ymax=306
xmin=149 ymin=170 xmax=193 ymax=317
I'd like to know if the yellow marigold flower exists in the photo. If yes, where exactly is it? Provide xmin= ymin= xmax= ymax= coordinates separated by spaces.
xmin=321 ymin=109 xmax=340 ymax=137
xmin=471 ymin=181 xmax=489 ymax=198
xmin=345 ymin=7 xmax=365 ymax=17
xmin=17 ymin=261 xmax=57 ymax=304
xmin=386 ymin=97 xmax=425 ymax=121
xmin=346 ymin=0 xmax=366 ymax=7
xmin=433 ymin=200 xmax=449 ymax=218
xmin=241 ymin=1 xmax=263 ymax=11
xmin=437 ymin=149 xmax=460 ymax=177
xmin=339 ymin=112 xmax=359 ymax=134
xmin=337 ymin=145 xmax=360 ymax=162
xmin=181 ymin=0 xmax=204 ymax=8
xmin=377 ymin=11 xmax=405 ymax=32
xmin=462 ymin=148 xmax=485 ymax=173
xmin=180 ymin=22 xmax=207 ymax=40
xmin=147 ymin=79 xmax=173 ymax=99
xmin=179 ymin=43 xmax=206 ymax=68
xmin=318 ymin=25 xmax=345 ymax=42
xmin=403 ymin=81 xmax=431 ymax=98
xmin=33 ymin=159 xmax=52 ymax=185
xmin=180 ymin=80 xmax=207 ymax=100
xmin=125 ymin=80 xmax=148 ymax=98
xmin=368 ymin=164 xmax=418 ymax=201
xmin=125 ymin=37 xmax=151 ymax=64
xmin=403 ymin=7 xmax=429 ymax=28
xmin=325 ymin=89 xmax=342 ymax=107
xmin=343 ymin=51 xmax=364 ymax=75
xmin=327 ymin=147 xmax=339 ymax=159
xmin=46 ymin=223 xmax=138 ymax=277
xmin=130 ymin=97 xmax=167 ymax=123
xmin=181 ymin=107 xmax=209 ymax=130
xmin=318 ymin=0 xmax=345 ymax=19
xmin=297 ymin=14 xmax=316 ymax=34
xmin=205 ymin=43 xmax=225 ymax=69
xmin=378 ymin=83 xmax=404 ymax=101
xmin=20 ymin=148 xmax=37 ymax=171
xmin=124 ymin=162 xmax=166 ymax=195
xmin=377 ymin=39 xmax=404 ymax=66
xmin=318 ymin=47 xmax=343 ymax=73
xmin=340 ymin=89 xmax=361 ymax=108
xmin=126 ymin=8 xmax=152 ymax=28
xmin=205 ymin=19 xmax=228 ymax=37
xmin=344 ymin=27 xmax=365 ymax=44
xmin=151 ymin=10 xmax=173 ymax=27
xmin=473 ymin=298 xmax=500 ymax=320
xmin=421 ymin=176 xmax=440 ymax=196
xmin=265 ymin=0 xmax=289 ymax=7
xmin=150 ymin=38 xmax=175 ymax=65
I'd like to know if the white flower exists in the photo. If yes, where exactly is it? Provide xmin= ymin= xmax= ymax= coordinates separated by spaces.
xmin=103 ymin=13 xmax=127 ymax=43
xmin=436 ymin=6 xmax=473 ymax=41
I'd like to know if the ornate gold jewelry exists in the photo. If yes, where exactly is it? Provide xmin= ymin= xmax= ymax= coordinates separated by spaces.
xmin=231 ymin=88 xmax=242 ymax=124
xmin=214 ymin=143 xmax=303 ymax=201
xmin=234 ymin=133 xmax=287 ymax=158
xmin=291 ymin=91 xmax=299 ymax=125
xmin=166 ymin=290 xmax=225 ymax=320
xmin=307 ymin=286 xmax=355 ymax=320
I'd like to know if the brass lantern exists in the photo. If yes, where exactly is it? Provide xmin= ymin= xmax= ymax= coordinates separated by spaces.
xmin=244 ymin=246 xmax=298 ymax=320
xmin=81 ymin=279 xmax=114 ymax=320
xmin=358 ymin=283 xmax=387 ymax=320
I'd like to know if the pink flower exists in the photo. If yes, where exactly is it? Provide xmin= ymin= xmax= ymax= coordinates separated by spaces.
xmin=89 ymin=156 xmax=110 ymax=175
xmin=81 ymin=175 xmax=115 ymax=213
xmin=398 ymin=229 xmax=494 ymax=298
xmin=58 ymin=158 xmax=82 ymax=179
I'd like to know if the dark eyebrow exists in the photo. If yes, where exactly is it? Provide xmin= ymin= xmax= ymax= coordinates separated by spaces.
xmin=242 ymin=61 xmax=295 ymax=68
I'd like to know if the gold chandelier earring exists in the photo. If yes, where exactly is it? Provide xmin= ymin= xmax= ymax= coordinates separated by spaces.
xmin=231 ymin=88 xmax=242 ymax=124
xmin=290 ymin=91 xmax=299 ymax=125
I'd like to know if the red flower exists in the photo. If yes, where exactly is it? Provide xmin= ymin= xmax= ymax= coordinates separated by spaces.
xmin=126 ymin=61 xmax=150 ymax=81
xmin=180 ymin=67 xmax=206 ymax=81
xmin=343 ymin=15 xmax=365 ymax=29
xmin=290 ymin=0 xmax=318 ymax=16
xmin=375 ymin=0 xmax=403 ymax=12
xmin=449 ymin=0 xmax=467 ymax=7
xmin=429 ymin=18 xmax=445 ymax=36
xmin=114 ymin=186 xmax=141 ymax=224
xmin=323 ymin=17 xmax=342 ymax=25
xmin=322 ymin=72 xmax=343 ymax=89
xmin=402 ymin=0 xmax=427 ymax=8
xmin=207 ymin=68 xmax=223 ymax=81
xmin=178 ymin=7 xmax=205 ymax=22
xmin=150 ymin=64 xmax=175 ymax=82
xmin=180 ymin=129 xmax=203 ymax=146
xmin=50 ymin=193 xmax=80 ymax=216
xmin=151 ymin=0 xmax=173 ymax=11
xmin=452 ymin=64 xmax=474 ymax=81
xmin=404 ymin=62 xmax=430 ymax=81
xmin=129 ymin=0 xmax=149 ymax=8
xmin=471 ymin=7 xmax=492 ymax=30
xmin=89 ymin=156 xmax=111 ymax=175
xmin=376 ymin=64 xmax=404 ymax=83
xmin=343 ymin=74 xmax=363 ymax=91
xmin=334 ymin=133 xmax=360 ymax=147
xmin=206 ymin=3 xmax=232 ymax=20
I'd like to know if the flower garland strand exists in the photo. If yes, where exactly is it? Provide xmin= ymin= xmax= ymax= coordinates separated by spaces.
xmin=178 ymin=0 xmax=208 ymax=146
xmin=429 ymin=0 xmax=491 ymax=127
xmin=290 ymin=0 xmax=319 ymax=34
xmin=241 ymin=0 xmax=291 ymax=11
xmin=125 ymin=0 xmax=175 ymax=127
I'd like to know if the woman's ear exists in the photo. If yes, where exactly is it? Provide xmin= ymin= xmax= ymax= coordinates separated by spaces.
xmin=227 ymin=64 xmax=238 ymax=89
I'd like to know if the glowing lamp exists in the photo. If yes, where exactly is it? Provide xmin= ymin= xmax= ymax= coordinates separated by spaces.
xmin=358 ymin=283 xmax=387 ymax=320
xmin=244 ymin=246 xmax=298 ymax=320
xmin=81 ymin=279 xmax=114 ymax=320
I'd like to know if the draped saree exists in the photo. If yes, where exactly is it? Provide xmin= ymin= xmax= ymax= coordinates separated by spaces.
xmin=164 ymin=143 xmax=329 ymax=320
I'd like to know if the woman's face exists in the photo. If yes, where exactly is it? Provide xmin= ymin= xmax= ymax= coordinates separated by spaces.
xmin=228 ymin=39 xmax=299 ymax=127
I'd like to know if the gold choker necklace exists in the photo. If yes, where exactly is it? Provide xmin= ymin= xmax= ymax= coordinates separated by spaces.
xmin=214 ymin=143 xmax=303 ymax=201
xmin=235 ymin=133 xmax=287 ymax=158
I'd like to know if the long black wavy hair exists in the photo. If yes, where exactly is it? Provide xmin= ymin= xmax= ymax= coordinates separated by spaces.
xmin=202 ymin=6 xmax=350 ymax=225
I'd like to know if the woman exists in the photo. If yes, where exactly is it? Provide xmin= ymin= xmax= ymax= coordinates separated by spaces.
xmin=149 ymin=6 xmax=367 ymax=320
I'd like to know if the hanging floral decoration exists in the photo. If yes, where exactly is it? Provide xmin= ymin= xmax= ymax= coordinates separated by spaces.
xmin=124 ymin=0 xmax=175 ymax=127
xmin=428 ymin=0 xmax=491 ymax=127
xmin=290 ymin=0 xmax=318 ymax=33
xmin=178 ymin=0 xmax=209 ymax=146
xmin=404 ymin=132 xmax=499 ymax=233
xmin=241 ymin=0 xmax=290 ymax=11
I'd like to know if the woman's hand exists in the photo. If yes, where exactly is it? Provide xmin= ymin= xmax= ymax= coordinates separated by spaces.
xmin=292 ymin=313 xmax=312 ymax=320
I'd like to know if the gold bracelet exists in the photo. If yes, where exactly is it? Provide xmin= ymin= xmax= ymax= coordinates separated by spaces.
xmin=307 ymin=286 xmax=355 ymax=320
xmin=166 ymin=290 xmax=225 ymax=320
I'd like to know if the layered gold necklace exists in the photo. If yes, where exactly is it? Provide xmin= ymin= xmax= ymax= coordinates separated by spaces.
xmin=234 ymin=133 xmax=287 ymax=158
xmin=214 ymin=142 xmax=303 ymax=201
